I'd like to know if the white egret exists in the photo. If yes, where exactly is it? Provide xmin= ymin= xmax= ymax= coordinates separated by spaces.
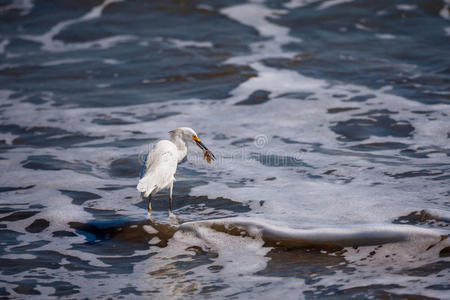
xmin=137 ymin=127 xmax=215 ymax=214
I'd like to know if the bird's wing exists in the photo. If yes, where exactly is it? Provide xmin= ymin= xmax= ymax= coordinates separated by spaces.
xmin=139 ymin=151 xmax=148 ymax=179
xmin=137 ymin=140 xmax=178 ymax=197
xmin=139 ymin=142 xmax=163 ymax=178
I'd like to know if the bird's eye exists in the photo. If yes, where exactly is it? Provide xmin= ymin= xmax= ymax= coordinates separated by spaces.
xmin=192 ymin=135 xmax=199 ymax=142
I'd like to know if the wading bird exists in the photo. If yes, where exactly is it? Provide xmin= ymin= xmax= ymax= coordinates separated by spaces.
xmin=137 ymin=127 xmax=215 ymax=214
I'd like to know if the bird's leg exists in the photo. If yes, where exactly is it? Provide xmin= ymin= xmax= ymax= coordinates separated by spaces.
xmin=169 ymin=183 xmax=173 ymax=213
xmin=148 ymin=195 xmax=152 ymax=214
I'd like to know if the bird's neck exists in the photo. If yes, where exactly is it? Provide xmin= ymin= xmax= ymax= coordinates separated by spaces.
xmin=170 ymin=135 xmax=188 ymax=162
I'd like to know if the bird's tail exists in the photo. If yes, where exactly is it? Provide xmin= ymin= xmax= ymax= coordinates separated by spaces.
xmin=137 ymin=174 xmax=157 ymax=198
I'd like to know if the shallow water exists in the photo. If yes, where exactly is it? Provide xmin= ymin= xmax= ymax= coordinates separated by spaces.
xmin=0 ymin=0 xmax=449 ymax=298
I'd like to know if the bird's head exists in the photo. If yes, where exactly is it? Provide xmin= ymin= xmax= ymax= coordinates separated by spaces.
xmin=169 ymin=127 xmax=216 ymax=163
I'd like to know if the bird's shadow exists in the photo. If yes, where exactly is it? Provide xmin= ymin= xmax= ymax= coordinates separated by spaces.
xmin=69 ymin=215 xmax=179 ymax=248
xmin=72 ymin=191 xmax=251 ymax=248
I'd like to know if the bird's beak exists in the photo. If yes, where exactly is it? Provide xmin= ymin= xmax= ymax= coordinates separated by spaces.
xmin=195 ymin=140 xmax=216 ymax=161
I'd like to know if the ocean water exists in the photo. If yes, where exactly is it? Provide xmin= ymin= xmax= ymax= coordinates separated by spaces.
xmin=0 ymin=0 xmax=449 ymax=298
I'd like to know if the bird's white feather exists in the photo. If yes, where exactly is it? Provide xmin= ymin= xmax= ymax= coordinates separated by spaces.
xmin=137 ymin=140 xmax=178 ymax=197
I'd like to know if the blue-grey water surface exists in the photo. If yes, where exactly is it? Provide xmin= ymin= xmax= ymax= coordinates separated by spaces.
xmin=0 ymin=0 xmax=449 ymax=299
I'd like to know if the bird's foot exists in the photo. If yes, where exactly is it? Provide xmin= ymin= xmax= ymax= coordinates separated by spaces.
xmin=168 ymin=211 xmax=179 ymax=223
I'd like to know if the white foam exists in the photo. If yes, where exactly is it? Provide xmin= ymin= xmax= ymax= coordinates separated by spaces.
xmin=197 ymin=4 xmax=213 ymax=11
xmin=0 ymin=132 xmax=16 ymax=145
xmin=1 ymin=253 xmax=37 ymax=259
xmin=355 ymin=23 xmax=372 ymax=31
xmin=167 ymin=38 xmax=213 ymax=49
xmin=441 ymin=1 xmax=450 ymax=20
xmin=130 ymin=224 xmax=293 ymax=299
xmin=181 ymin=224 xmax=270 ymax=274
xmin=284 ymin=0 xmax=320 ymax=9
xmin=2 ymin=188 xmax=91 ymax=235
xmin=130 ymin=216 xmax=448 ymax=298
xmin=1 ymin=1 xmax=449 ymax=295
xmin=0 ymin=63 xmax=21 ymax=71
xmin=1 ymin=62 xmax=448 ymax=228
xmin=35 ymin=286 xmax=55 ymax=297
xmin=102 ymin=58 xmax=122 ymax=65
xmin=20 ymin=0 xmax=135 ymax=53
xmin=0 ymin=39 xmax=9 ymax=54
xmin=229 ymin=62 xmax=327 ymax=102
xmin=0 ymin=1 xmax=450 ymax=299
xmin=41 ymin=58 xmax=89 ymax=66
xmin=41 ymin=58 xmax=122 ymax=67
xmin=143 ymin=224 xmax=158 ymax=234
xmin=21 ymin=33 xmax=136 ymax=53
xmin=325 ymin=235 xmax=450 ymax=298
xmin=318 ymin=0 xmax=354 ymax=10
xmin=222 ymin=4 xmax=291 ymax=41
xmin=376 ymin=33 xmax=396 ymax=40
xmin=96 ymin=83 xmax=111 ymax=88
xmin=425 ymin=209 xmax=450 ymax=223
xmin=445 ymin=26 xmax=450 ymax=36
xmin=0 ymin=183 xmax=114 ymax=268
xmin=396 ymin=4 xmax=417 ymax=11
xmin=180 ymin=217 xmax=444 ymax=248
xmin=148 ymin=236 xmax=161 ymax=244
xmin=0 ymin=0 xmax=34 ymax=16
xmin=221 ymin=3 xmax=301 ymax=65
